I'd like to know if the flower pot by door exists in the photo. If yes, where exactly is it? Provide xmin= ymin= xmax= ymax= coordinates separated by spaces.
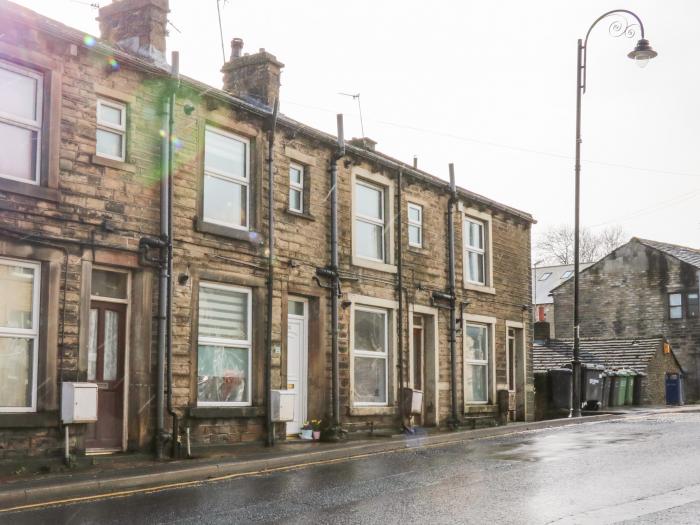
xmin=313 ymin=430 xmax=321 ymax=440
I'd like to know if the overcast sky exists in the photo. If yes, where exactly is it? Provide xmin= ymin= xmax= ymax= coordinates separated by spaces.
xmin=15 ymin=0 xmax=700 ymax=249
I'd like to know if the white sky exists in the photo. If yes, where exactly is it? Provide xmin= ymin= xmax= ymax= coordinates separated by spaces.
xmin=14 ymin=0 xmax=700 ymax=248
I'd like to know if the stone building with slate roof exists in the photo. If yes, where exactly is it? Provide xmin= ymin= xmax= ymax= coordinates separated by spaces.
xmin=552 ymin=238 xmax=700 ymax=400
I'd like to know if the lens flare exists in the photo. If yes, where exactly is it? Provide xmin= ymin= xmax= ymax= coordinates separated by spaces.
xmin=108 ymin=57 xmax=120 ymax=71
xmin=83 ymin=35 xmax=96 ymax=47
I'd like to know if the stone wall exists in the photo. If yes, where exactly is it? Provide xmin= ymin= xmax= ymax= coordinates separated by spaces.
xmin=553 ymin=240 xmax=700 ymax=399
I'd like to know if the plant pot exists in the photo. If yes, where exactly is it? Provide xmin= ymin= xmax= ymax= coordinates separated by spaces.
xmin=300 ymin=429 xmax=313 ymax=440
xmin=312 ymin=430 xmax=321 ymax=440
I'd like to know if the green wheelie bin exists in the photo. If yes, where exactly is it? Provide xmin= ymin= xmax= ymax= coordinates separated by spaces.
xmin=615 ymin=370 xmax=629 ymax=407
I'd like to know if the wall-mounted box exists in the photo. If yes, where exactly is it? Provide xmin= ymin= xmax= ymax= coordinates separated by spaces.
xmin=402 ymin=387 xmax=423 ymax=415
xmin=270 ymin=390 xmax=295 ymax=422
xmin=61 ymin=382 xmax=98 ymax=423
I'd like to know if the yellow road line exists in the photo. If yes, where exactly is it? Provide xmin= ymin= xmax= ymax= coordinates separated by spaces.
xmin=0 ymin=415 xmax=624 ymax=514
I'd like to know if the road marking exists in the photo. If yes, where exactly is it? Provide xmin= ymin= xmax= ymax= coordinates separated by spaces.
xmin=551 ymin=483 xmax=700 ymax=524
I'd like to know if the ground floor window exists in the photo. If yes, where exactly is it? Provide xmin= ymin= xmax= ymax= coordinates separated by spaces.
xmin=464 ymin=323 xmax=489 ymax=403
xmin=353 ymin=306 xmax=389 ymax=406
xmin=197 ymin=282 xmax=252 ymax=406
xmin=0 ymin=257 xmax=40 ymax=412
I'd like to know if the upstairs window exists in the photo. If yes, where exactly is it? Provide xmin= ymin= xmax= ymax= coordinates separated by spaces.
xmin=0 ymin=60 xmax=42 ymax=185
xmin=288 ymin=162 xmax=304 ymax=213
xmin=464 ymin=218 xmax=485 ymax=285
xmin=203 ymin=126 xmax=249 ymax=231
xmin=96 ymin=99 xmax=126 ymax=161
xmin=669 ymin=293 xmax=683 ymax=320
xmin=688 ymin=292 xmax=699 ymax=318
xmin=407 ymin=203 xmax=423 ymax=248
xmin=355 ymin=180 xmax=386 ymax=262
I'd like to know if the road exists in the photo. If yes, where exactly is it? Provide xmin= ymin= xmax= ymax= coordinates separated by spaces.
xmin=3 ymin=411 xmax=700 ymax=524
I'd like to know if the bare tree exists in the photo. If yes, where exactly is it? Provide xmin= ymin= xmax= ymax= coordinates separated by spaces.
xmin=534 ymin=225 xmax=627 ymax=265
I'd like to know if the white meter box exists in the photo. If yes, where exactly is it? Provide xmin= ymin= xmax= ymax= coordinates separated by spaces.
xmin=61 ymin=382 xmax=98 ymax=423
xmin=270 ymin=390 xmax=295 ymax=422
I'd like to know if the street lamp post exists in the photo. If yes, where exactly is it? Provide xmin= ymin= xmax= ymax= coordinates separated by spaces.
xmin=572 ymin=10 xmax=657 ymax=417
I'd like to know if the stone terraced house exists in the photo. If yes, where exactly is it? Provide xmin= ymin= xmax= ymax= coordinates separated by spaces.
xmin=0 ymin=0 xmax=534 ymax=458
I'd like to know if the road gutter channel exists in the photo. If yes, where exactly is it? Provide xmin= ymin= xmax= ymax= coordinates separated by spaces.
xmin=0 ymin=409 xmax=693 ymax=512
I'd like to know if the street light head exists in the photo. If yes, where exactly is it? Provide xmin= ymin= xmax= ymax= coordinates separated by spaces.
xmin=628 ymin=38 xmax=657 ymax=68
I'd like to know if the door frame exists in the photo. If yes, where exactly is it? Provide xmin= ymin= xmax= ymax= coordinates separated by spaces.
xmin=89 ymin=265 xmax=131 ymax=452
xmin=408 ymin=304 xmax=439 ymax=426
xmin=505 ymin=320 xmax=526 ymax=421
xmin=287 ymin=295 xmax=309 ymax=434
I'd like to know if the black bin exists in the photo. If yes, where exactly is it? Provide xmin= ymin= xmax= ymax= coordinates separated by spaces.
xmin=633 ymin=372 xmax=646 ymax=405
xmin=549 ymin=368 xmax=572 ymax=410
xmin=581 ymin=363 xmax=605 ymax=410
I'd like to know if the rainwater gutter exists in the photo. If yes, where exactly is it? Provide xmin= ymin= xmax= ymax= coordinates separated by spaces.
xmin=265 ymin=99 xmax=279 ymax=447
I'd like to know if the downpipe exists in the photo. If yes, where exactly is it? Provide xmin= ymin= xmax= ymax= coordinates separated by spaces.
xmin=447 ymin=164 xmax=460 ymax=430
xmin=265 ymin=99 xmax=279 ymax=447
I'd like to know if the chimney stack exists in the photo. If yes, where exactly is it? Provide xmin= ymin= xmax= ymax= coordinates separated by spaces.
xmin=98 ymin=0 xmax=169 ymax=64
xmin=221 ymin=38 xmax=284 ymax=109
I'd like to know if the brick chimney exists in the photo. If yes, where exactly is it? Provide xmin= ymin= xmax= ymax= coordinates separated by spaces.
xmin=221 ymin=38 xmax=284 ymax=108
xmin=97 ymin=0 xmax=169 ymax=64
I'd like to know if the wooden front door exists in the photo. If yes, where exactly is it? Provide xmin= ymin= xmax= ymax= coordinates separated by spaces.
xmin=85 ymin=300 xmax=126 ymax=450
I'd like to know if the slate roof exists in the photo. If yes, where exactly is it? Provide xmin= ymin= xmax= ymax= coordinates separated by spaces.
xmin=635 ymin=238 xmax=700 ymax=269
xmin=533 ymin=263 xmax=593 ymax=305
xmin=532 ymin=337 xmax=681 ymax=374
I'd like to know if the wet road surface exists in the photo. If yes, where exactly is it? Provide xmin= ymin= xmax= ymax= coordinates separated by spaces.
xmin=3 ymin=411 xmax=700 ymax=524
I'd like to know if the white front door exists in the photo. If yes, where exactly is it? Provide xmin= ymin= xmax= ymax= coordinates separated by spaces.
xmin=286 ymin=298 xmax=308 ymax=435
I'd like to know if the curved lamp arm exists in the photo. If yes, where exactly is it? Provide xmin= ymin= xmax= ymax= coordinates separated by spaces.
xmin=581 ymin=9 xmax=646 ymax=93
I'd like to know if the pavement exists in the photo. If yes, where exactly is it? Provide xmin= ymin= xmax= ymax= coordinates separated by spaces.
xmin=0 ymin=405 xmax=696 ymax=520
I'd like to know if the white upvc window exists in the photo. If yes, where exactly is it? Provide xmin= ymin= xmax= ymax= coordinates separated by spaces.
xmin=197 ymin=282 xmax=252 ymax=406
xmin=203 ymin=126 xmax=250 ymax=231
xmin=289 ymin=162 xmax=304 ymax=213
xmin=355 ymin=180 xmax=386 ymax=262
xmin=96 ymin=98 xmax=126 ymax=161
xmin=407 ymin=203 xmax=423 ymax=248
xmin=464 ymin=218 xmax=486 ymax=285
xmin=464 ymin=323 xmax=489 ymax=404
xmin=352 ymin=306 xmax=389 ymax=406
xmin=0 ymin=257 xmax=41 ymax=412
xmin=0 ymin=59 xmax=43 ymax=185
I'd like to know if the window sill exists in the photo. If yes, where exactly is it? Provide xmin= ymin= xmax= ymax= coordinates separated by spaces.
xmin=351 ymin=256 xmax=398 ymax=274
xmin=92 ymin=155 xmax=136 ymax=173
xmin=464 ymin=283 xmax=496 ymax=295
xmin=188 ymin=406 xmax=264 ymax=419
xmin=0 ymin=411 xmax=59 ymax=428
xmin=0 ymin=178 xmax=59 ymax=202
xmin=194 ymin=217 xmax=264 ymax=245
xmin=348 ymin=405 xmax=397 ymax=417
xmin=463 ymin=404 xmax=497 ymax=415
xmin=284 ymin=209 xmax=316 ymax=221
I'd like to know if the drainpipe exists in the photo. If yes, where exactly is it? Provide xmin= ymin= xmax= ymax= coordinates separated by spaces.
xmin=447 ymin=163 xmax=459 ymax=429
xmin=397 ymin=169 xmax=405 ymax=427
xmin=166 ymin=51 xmax=180 ymax=458
xmin=329 ymin=114 xmax=345 ymax=435
xmin=155 ymin=60 xmax=172 ymax=460
xmin=265 ymin=99 xmax=279 ymax=447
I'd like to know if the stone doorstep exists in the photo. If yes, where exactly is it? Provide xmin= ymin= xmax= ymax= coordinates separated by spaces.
xmin=4 ymin=409 xmax=694 ymax=512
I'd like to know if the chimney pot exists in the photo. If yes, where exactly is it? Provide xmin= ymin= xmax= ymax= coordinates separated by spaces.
xmin=231 ymin=37 xmax=243 ymax=59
